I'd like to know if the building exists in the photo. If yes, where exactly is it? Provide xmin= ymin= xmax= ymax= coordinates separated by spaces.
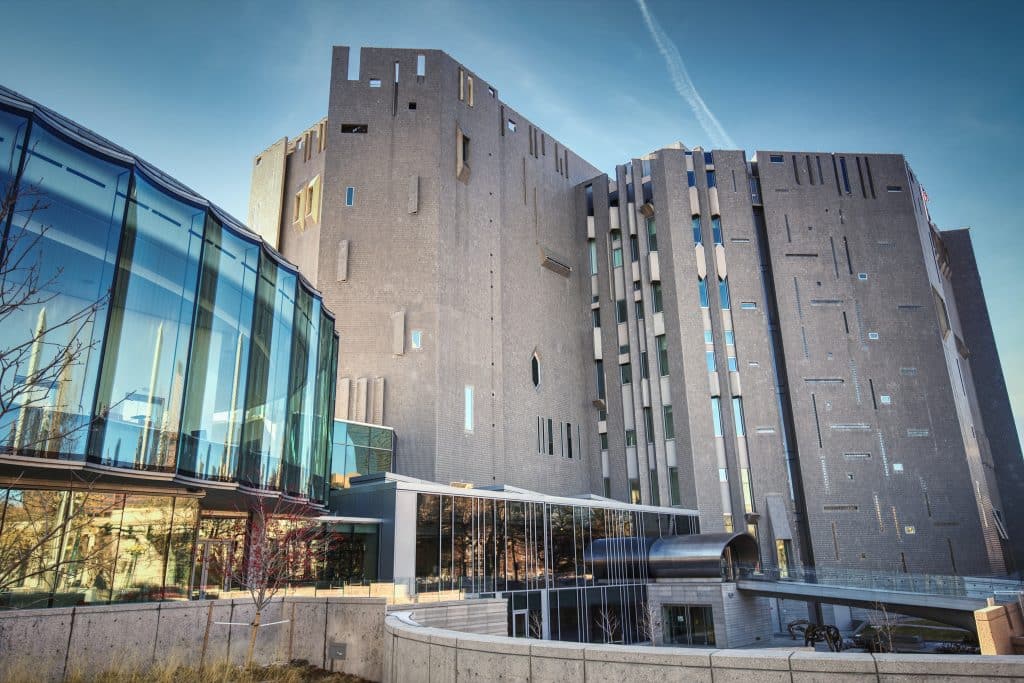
xmin=251 ymin=46 xmax=1018 ymax=580
xmin=0 ymin=84 xmax=345 ymax=608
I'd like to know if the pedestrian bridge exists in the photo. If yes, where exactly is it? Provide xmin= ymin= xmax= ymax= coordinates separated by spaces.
xmin=735 ymin=567 xmax=1022 ymax=631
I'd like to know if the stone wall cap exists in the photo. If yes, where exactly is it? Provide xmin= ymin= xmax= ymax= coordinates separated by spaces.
xmin=583 ymin=643 xmax=714 ymax=666
xmin=789 ymin=651 xmax=876 ymax=673
xmin=710 ymin=648 xmax=792 ymax=670
xmin=873 ymin=653 xmax=1024 ymax=676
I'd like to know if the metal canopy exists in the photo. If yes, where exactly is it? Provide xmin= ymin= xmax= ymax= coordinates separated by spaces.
xmin=648 ymin=532 xmax=760 ymax=578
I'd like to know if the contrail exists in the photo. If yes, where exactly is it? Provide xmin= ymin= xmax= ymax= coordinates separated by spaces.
xmin=635 ymin=0 xmax=736 ymax=149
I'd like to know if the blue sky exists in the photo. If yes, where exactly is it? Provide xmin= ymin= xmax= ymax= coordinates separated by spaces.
xmin=2 ymin=0 xmax=1022 ymax=442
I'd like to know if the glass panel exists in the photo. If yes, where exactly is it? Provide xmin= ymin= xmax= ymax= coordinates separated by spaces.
xmin=415 ymin=494 xmax=441 ymax=589
xmin=309 ymin=311 xmax=335 ymax=502
xmin=1 ymin=123 xmax=129 ymax=460
xmin=283 ymin=286 xmax=316 ymax=496
xmin=178 ymin=219 xmax=259 ymax=481
xmin=91 ymin=173 xmax=204 ymax=470
xmin=239 ymin=256 xmax=297 ymax=489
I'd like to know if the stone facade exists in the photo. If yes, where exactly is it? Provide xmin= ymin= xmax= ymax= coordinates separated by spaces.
xmin=250 ymin=46 xmax=1015 ymax=578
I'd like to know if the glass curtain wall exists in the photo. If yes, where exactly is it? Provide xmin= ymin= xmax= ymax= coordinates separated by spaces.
xmin=178 ymin=217 xmax=259 ymax=481
xmin=413 ymin=492 xmax=698 ymax=643
xmin=0 ymin=117 xmax=128 ymax=459
xmin=330 ymin=420 xmax=394 ymax=489
xmin=90 ymin=173 xmax=204 ymax=471
xmin=0 ymin=487 xmax=198 ymax=608
xmin=240 ymin=256 xmax=296 ymax=490
xmin=0 ymin=99 xmax=337 ymax=494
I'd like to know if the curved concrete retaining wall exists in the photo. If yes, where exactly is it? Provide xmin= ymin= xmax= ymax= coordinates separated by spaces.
xmin=382 ymin=614 xmax=1024 ymax=683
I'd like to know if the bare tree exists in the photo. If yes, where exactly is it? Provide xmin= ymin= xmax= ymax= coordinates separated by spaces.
xmin=866 ymin=602 xmax=898 ymax=653
xmin=528 ymin=610 xmax=544 ymax=639
xmin=596 ymin=607 xmax=621 ymax=644
xmin=221 ymin=498 xmax=325 ymax=667
xmin=0 ymin=179 xmax=108 ymax=457
xmin=637 ymin=599 xmax=661 ymax=646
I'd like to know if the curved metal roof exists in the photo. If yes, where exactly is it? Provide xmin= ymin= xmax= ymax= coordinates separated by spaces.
xmin=648 ymin=531 xmax=759 ymax=579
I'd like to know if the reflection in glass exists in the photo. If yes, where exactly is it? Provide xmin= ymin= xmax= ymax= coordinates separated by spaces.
xmin=178 ymin=218 xmax=259 ymax=481
xmin=91 ymin=173 xmax=204 ymax=471
xmin=1 ymin=122 xmax=128 ymax=460
xmin=240 ymin=256 xmax=296 ymax=489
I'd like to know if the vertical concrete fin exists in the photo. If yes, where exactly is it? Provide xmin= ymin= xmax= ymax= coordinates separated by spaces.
xmin=337 ymin=378 xmax=351 ymax=420
xmin=354 ymin=378 xmax=368 ymax=423
xmin=337 ymin=240 xmax=349 ymax=282
xmin=371 ymin=377 xmax=385 ymax=425
xmin=408 ymin=175 xmax=419 ymax=214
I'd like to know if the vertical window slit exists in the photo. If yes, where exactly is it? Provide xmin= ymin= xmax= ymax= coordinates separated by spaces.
xmin=842 ymin=311 xmax=850 ymax=334
xmin=842 ymin=236 xmax=853 ymax=274
xmin=811 ymin=394 xmax=823 ymax=448
xmin=785 ymin=214 xmax=792 ymax=242
xmin=855 ymin=157 xmax=867 ymax=198
xmin=816 ymin=155 xmax=824 ymax=185
xmin=829 ymin=236 xmax=839 ymax=278
xmin=831 ymin=155 xmax=842 ymax=196
xmin=831 ymin=521 xmax=840 ymax=560
xmin=806 ymin=155 xmax=814 ymax=185
xmin=868 ymin=378 xmax=877 ymax=409
xmin=864 ymin=157 xmax=876 ymax=198
xmin=792 ymin=155 xmax=800 ymax=184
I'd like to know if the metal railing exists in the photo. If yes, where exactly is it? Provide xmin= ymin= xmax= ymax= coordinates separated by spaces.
xmin=734 ymin=563 xmax=1024 ymax=600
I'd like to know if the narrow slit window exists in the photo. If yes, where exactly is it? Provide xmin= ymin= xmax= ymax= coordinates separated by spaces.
xmin=464 ymin=385 xmax=474 ymax=432
xmin=345 ymin=186 xmax=355 ymax=206
xmin=416 ymin=54 xmax=426 ymax=77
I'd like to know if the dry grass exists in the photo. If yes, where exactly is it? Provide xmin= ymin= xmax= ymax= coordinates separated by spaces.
xmin=3 ymin=661 xmax=367 ymax=683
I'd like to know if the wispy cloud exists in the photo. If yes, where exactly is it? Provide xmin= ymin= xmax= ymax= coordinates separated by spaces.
xmin=635 ymin=0 xmax=736 ymax=149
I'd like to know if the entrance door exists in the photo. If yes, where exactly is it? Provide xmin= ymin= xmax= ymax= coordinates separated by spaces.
xmin=192 ymin=539 xmax=234 ymax=599
xmin=512 ymin=610 xmax=528 ymax=638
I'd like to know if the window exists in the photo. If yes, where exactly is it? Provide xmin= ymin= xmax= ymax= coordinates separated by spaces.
xmin=411 ymin=329 xmax=423 ymax=349
xmin=618 ymin=344 xmax=629 ymax=355
xmin=416 ymin=54 xmax=426 ymax=76
xmin=732 ymin=397 xmax=746 ymax=436
xmin=620 ymin=362 xmax=632 ymax=385
xmin=463 ymin=386 xmax=474 ymax=431
xmin=600 ymin=432 xmax=609 ymax=450
xmin=592 ymin=309 xmax=601 ymax=327
xmin=293 ymin=189 xmax=304 ymax=222
xmin=531 ymin=352 xmax=541 ymax=389
xmin=644 ymin=407 xmax=655 ymax=442
xmin=724 ymin=330 xmax=735 ymax=345
xmin=345 ymin=186 xmax=355 ymax=206
xmin=603 ymin=477 xmax=611 ymax=497
xmin=640 ymin=351 xmax=650 ymax=379
xmin=507 ymin=119 xmax=517 ymax=132
xmin=698 ymin=278 xmax=709 ymax=308
xmin=711 ymin=216 xmax=723 ymax=244
xmin=548 ymin=418 xmax=554 ymax=454
xmin=868 ymin=332 xmax=879 ymax=340
xmin=341 ymin=123 xmax=369 ymax=134
xmin=663 ymin=405 xmax=675 ymax=439
xmin=589 ymin=241 xmax=599 ymax=275
xmin=629 ymin=478 xmax=641 ymax=504
xmin=466 ymin=76 xmax=474 ymax=106
xmin=704 ymin=330 xmax=714 ymax=344
xmin=880 ymin=394 xmax=892 ymax=405
xmin=727 ymin=354 xmax=738 ymax=372
xmin=634 ymin=300 xmax=645 ymax=320
xmin=706 ymin=170 xmax=716 ymax=188
xmin=657 ymin=335 xmax=670 ymax=376
xmin=858 ymin=272 xmax=868 ymax=281
xmin=596 ymin=361 xmax=606 ymax=399
xmin=646 ymin=218 xmax=658 ymax=251
xmin=649 ymin=469 xmax=660 ymax=506
xmin=616 ymin=299 xmax=628 ymax=323
xmin=706 ymin=350 xmax=717 ymax=372
xmin=769 ymin=154 xmax=784 ymax=163
xmin=652 ymin=282 xmax=664 ymax=313
xmin=740 ymin=301 xmax=757 ymax=310
xmin=710 ymin=397 xmax=723 ymax=437
xmin=687 ymin=170 xmax=696 ymax=187
xmin=886 ymin=185 xmax=903 ymax=192
xmin=839 ymin=156 xmax=851 ymax=193
xmin=461 ymin=134 xmax=471 ymax=166
xmin=719 ymin=277 xmax=731 ymax=309
xmin=692 ymin=216 xmax=702 ymax=243
xmin=612 ymin=247 xmax=623 ymax=268
xmin=625 ymin=429 xmax=637 ymax=446
xmin=668 ymin=466 xmax=681 ymax=505
xmin=408 ymin=102 xmax=417 ymax=110
xmin=369 ymin=79 xmax=381 ymax=87
xmin=630 ymin=234 xmax=640 ymax=262
xmin=893 ymin=462 xmax=904 ymax=472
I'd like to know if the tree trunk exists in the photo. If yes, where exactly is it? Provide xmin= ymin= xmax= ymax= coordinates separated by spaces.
xmin=246 ymin=610 xmax=261 ymax=667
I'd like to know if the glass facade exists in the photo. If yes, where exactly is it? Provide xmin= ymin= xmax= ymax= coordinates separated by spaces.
xmin=0 ymin=487 xmax=199 ymax=608
xmin=414 ymin=491 xmax=698 ymax=643
xmin=330 ymin=420 xmax=395 ymax=489
xmin=0 ymin=97 xmax=337 ymax=503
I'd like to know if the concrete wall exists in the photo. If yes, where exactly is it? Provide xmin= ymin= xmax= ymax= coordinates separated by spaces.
xmin=390 ymin=598 xmax=508 ymax=637
xmin=646 ymin=579 xmax=773 ymax=648
xmin=382 ymin=613 xmax=1024 ymax=683
xmin=976 ymin=600 xmax=1024 ymax=655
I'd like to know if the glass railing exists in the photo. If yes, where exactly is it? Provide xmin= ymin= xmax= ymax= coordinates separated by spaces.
xmin=733 ymin=563 xmax=1024 ymax=600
